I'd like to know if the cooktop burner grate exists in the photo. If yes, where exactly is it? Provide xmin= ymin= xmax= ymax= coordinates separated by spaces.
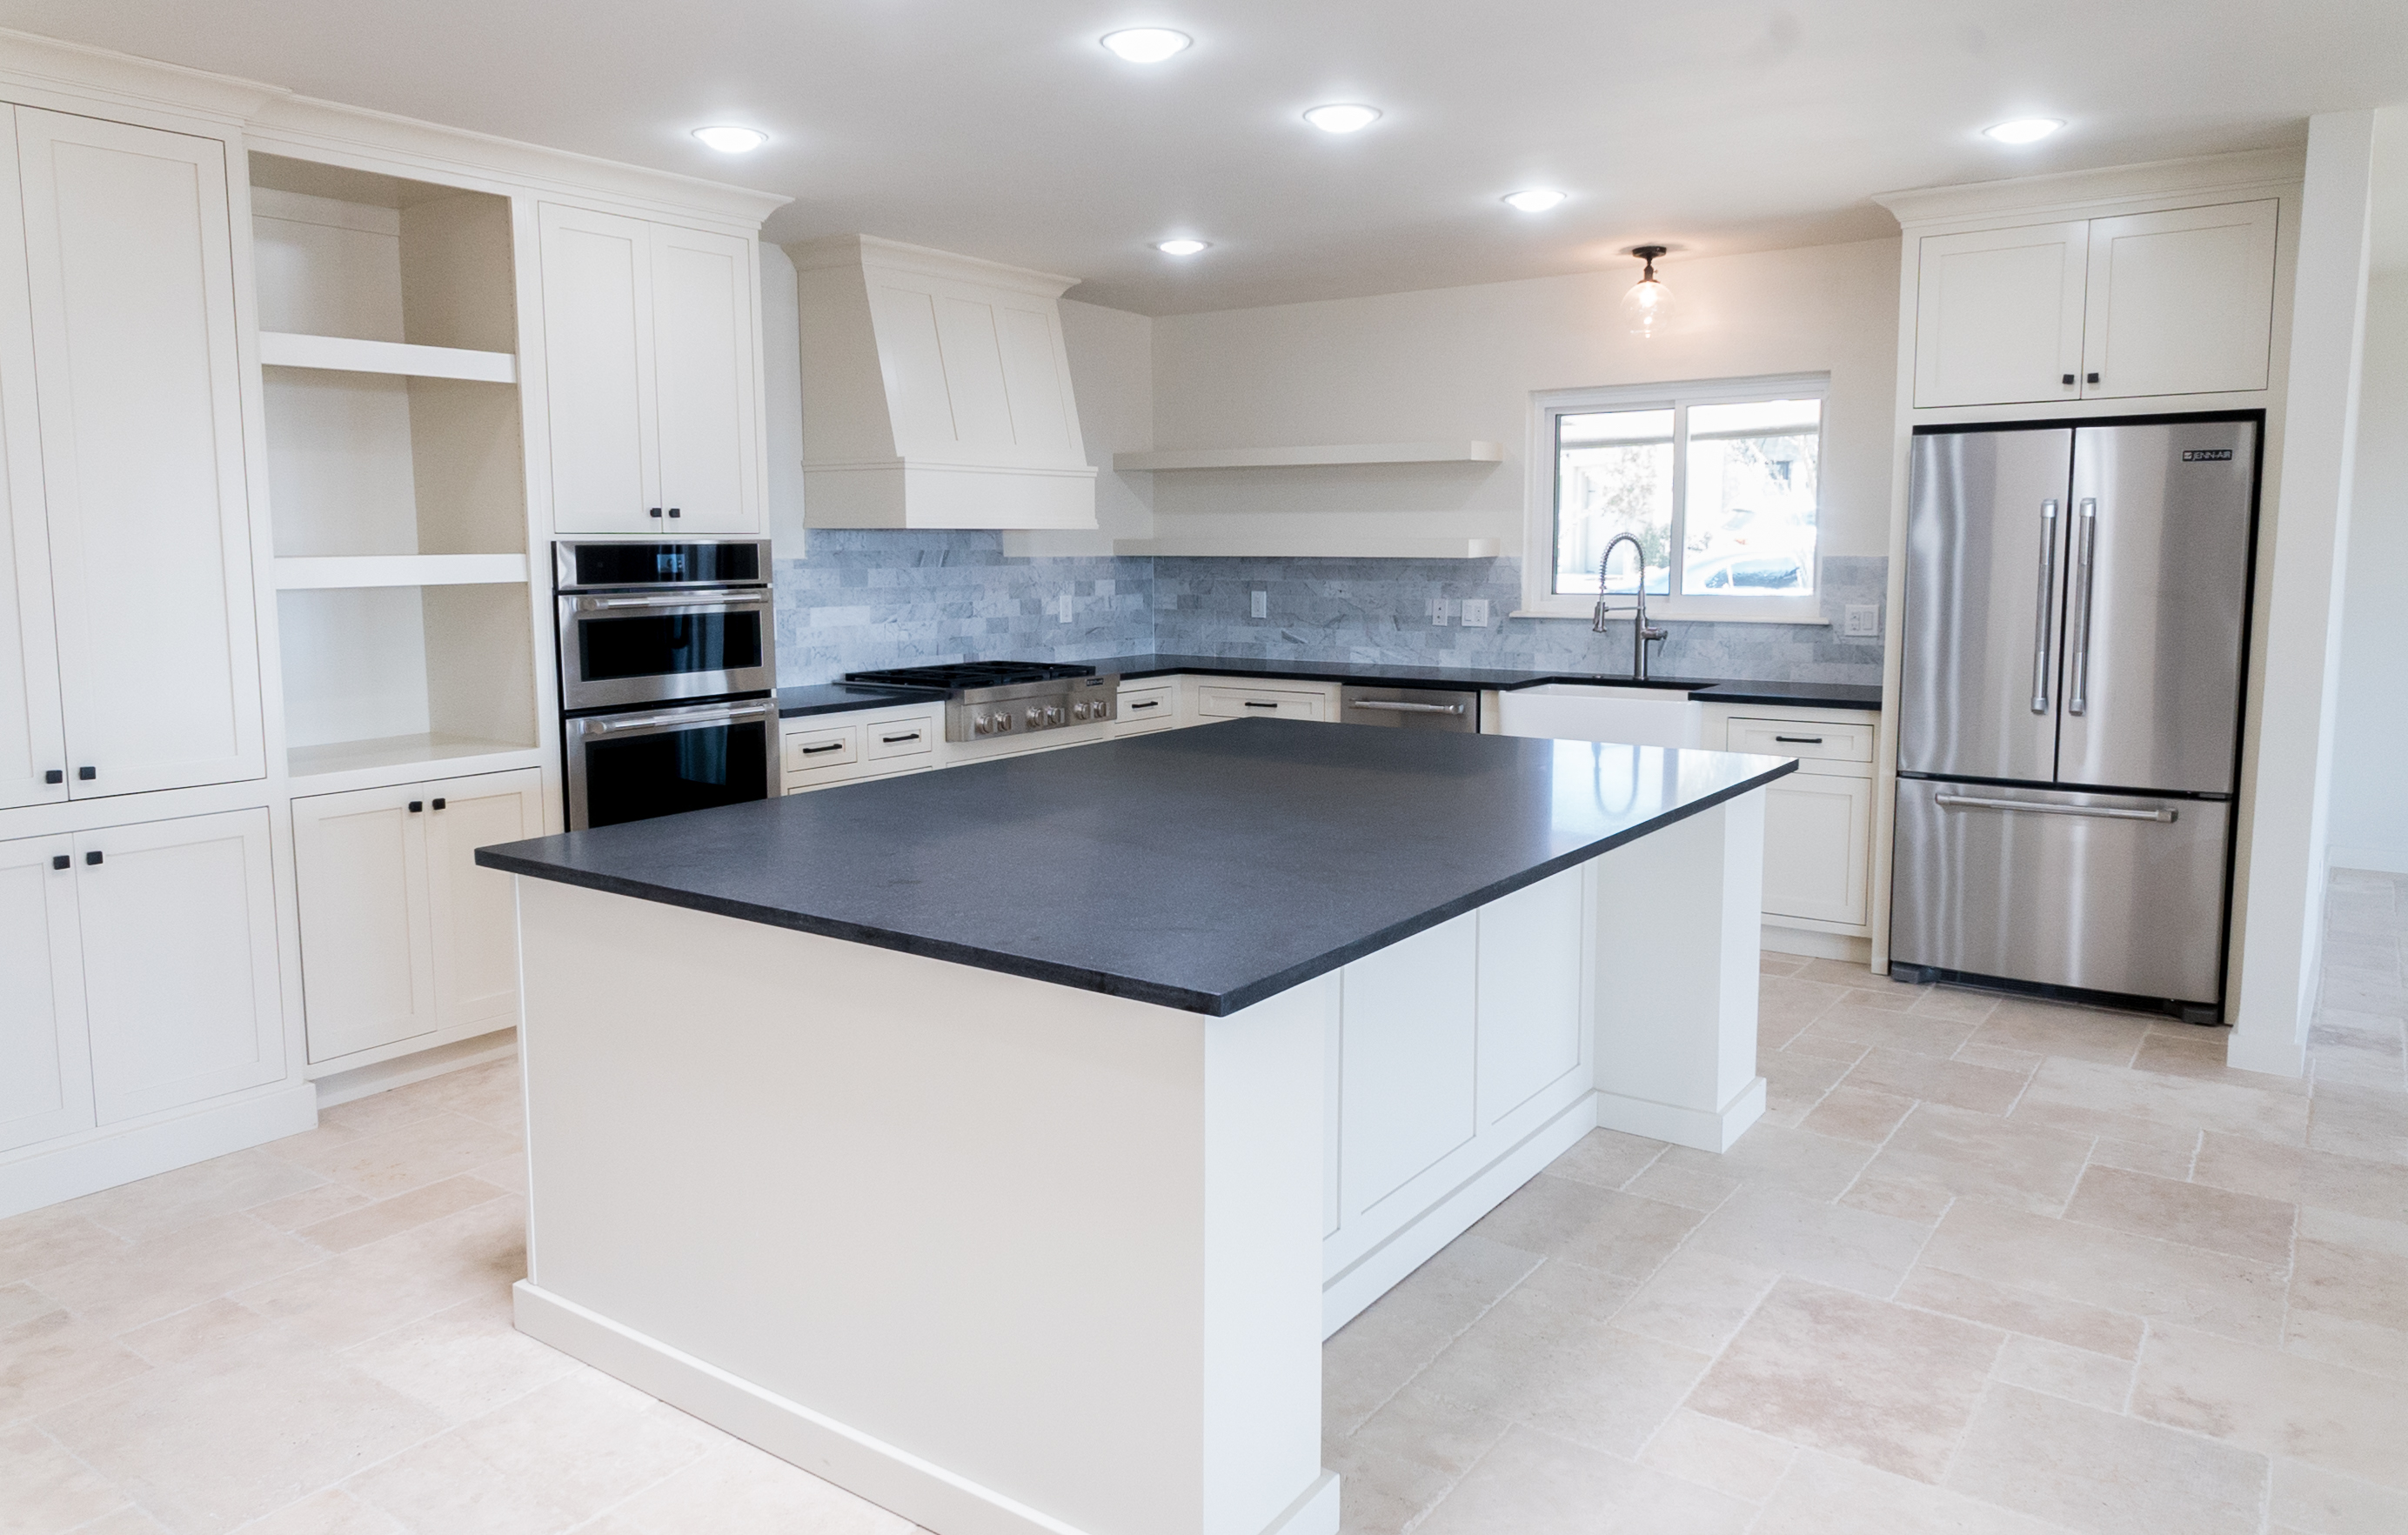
xmin=846 ymin=662 xmax=1099 ymax=691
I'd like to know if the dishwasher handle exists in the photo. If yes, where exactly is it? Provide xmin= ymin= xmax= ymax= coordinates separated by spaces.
xmin=1348 ymin=698 xmax=1467 ymax=716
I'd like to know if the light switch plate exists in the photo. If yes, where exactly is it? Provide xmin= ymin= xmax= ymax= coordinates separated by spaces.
xmin=1843 ymin=604 xmax=1881 ymax=637
xmin=1430 ymin=597 xmax=1449 ymax=625
xmin=1250 ymin=590 xmax=1268 ymax=619
xmin=1460 ymin=598 xmax=1491 ymax=628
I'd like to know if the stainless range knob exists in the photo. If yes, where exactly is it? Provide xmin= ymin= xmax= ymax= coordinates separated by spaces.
xmin=1072 ymin=702 xmax=1090 ymax=721
xmin=1026 ymin=706 xmax=1043 ymax=728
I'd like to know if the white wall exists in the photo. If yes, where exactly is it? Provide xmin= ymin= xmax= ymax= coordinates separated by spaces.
xmin=2327 ymin=122 xmax=2408 ymax=871
xmin=1145 ymin=238 xmax=1901 ymax=560
xmin=1005 ymin=297 xmax=1154 ymax=557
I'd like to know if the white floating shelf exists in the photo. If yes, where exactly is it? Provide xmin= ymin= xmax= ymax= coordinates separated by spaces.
xmin=273 ymin=553 xmax=529 ymax=590
xmin=1114 ymin=441 xmax=1505 ymax=472
xmin=1114 ymin=536 xmax=1502 ymax=560
xmin=259 ymin=331 xmax=518 ymax=384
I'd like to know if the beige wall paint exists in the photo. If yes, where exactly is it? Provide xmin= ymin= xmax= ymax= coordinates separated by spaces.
xmin=2328 ymin=278 xmax=2408 ymax=869
xmin=1145 ymin=237 xmax=1902 ymax=562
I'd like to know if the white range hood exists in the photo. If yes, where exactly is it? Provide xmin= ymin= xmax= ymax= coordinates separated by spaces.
xmin=788 ymin=235 xmax=1097 ymax=530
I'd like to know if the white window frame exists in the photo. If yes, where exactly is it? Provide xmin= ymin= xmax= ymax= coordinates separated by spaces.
xmin=1519 ymin=371 xmax=1830 ymax=624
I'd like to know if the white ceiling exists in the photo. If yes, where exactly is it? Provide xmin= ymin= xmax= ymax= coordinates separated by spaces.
xmin=8 ymin=0 xmax=2407 ymax=313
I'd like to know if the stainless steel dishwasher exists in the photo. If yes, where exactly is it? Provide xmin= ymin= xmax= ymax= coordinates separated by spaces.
xmin=1337 ymin=684 xmax=1479 ymax=732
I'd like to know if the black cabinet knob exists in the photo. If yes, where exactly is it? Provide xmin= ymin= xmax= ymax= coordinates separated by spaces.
xmin=2062 ymin=373 xmax=2075 ymax=385
xmin=2087 ymin=372 xmax=2100 ymax=384
xmin=649 ymin=507 xmax=664 ymax=518
xmin=77 ymin=766 xmax=95 ymax=780
xmin=51 ymin=854 xmax=68 ymax=871
xmin=431 ymin=798 xmax=446 ymax=810
xmin=44 ymin=769 xmax=62 ymax=784
xmin=408 ymin=800 xmax=424 ymax=813
xmin=667 ymin=507 xmax=681 ymax=518
xmin=84 ymin=850 xmax=102 ymax=865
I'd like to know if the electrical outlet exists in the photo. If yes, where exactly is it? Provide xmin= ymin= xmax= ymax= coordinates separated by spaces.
xmin=1843 ymin=604 xmax=1881 ymax=638
xmin=1250 ymin=590 xmax=1268 ymax=620
xmin=1059 ymin=593 xmax=1074 ymax=624
xmin=1460 ymin=598 xmax=1490 ymax=628
xmin=1430 ymin=597 xmax=1450 ymax=626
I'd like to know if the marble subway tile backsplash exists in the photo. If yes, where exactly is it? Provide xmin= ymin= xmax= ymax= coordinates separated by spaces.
xmin=773 ymin=533 xmax=1886 ymax=688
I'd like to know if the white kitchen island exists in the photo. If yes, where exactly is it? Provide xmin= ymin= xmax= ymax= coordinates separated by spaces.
xmin=478 ymin=720 xmax=1790 ymax=1535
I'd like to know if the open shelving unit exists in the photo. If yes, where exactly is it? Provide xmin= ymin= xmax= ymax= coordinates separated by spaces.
xmin=249 ymin=152 xmax=541 ymax=783
xmin=1114 ymin=441 xmax=1504 ymax=472
xmin=1113 ymin=535 xmax=1503 ymax=559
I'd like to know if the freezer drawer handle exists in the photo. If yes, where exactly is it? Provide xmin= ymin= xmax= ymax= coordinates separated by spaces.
xmin=1348 ymin=699 xmax=1467 ymax=715
xmin=1935 ymin=792 xmax=2176 ymax=824
xmin=2068 ymin=498 xmax=2099 ymax=717
xmin=2030 ymin=498 xmax=2060 ymax=714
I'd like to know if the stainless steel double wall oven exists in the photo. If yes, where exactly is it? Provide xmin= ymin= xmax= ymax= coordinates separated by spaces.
xmin=555 ymin=540 xmax=779 ymax=830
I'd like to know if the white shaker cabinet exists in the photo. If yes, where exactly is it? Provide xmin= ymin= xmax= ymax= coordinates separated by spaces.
xmin=294 ymin=767 xmax=541 ymax=1064
xmin=13 ymin=109 xmax=264 ymax=798
xmin=1912 ymin=199 xmax=2278 ymax=409
xmin=539 ymin=204 xmax=759 ymax=534
xmin=76 ymin=809 xmax=283 ymax=1125
xmin=0 ymin=111 xmax=64 ymax=812
xmin=0 ymin=832 xmax=92 ymax=1153
xmin=1723 ymin=713 xmax=1877 ymax=932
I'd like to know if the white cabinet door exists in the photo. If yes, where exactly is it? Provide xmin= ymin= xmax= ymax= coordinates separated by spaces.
xmin=1336 ymin=914 xmax=1478 ymax=1220
xmin=1475 ymin=870 xmax=1586 ymax=1130
xmin=1761 ymin=771 xmax=1873 ymax=928
xmin=2081 ymin=200 xmax=2278 ymax=399
xmin=1913 ymin=221 xmax=2089 ymax=409
xmin=1195 ymin=684 xmax=1328 ymax=722
xmin=540 ymin=204 xmax=658 ymax=532
xmin=16 ymin=109 xmax=263 ymax=798
xmin=0 ymin=111 xmax=65 ymax=811
xmin=425 ymin=767 xmax=543 ymax=1034
xmin=0 ymin=832 xmax=91 ymax=1153
xmin=293 ymin=784 xmax=438 ymax=1064
xmin=77 ymin=809 xmax=283 ymax=1124
xmin=649 ymin=224 xmax=758 ymax=532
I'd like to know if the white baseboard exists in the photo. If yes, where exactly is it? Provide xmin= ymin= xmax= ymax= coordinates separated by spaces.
xmin=515 ymin=1282 xmax=1337 ymax=1535
xmin=1595 ymin=1075 xmax=1767 ymax=1154
xmin=0 ymin=1081 xmax=317 ymax=1220
xmin=1319 ymin=1090 xmax=1596 ymax=1338
xmin=313 ymin=1029 xmax=517 ymax=1108
xmin=2328 ymin=847 xmax=2408 ymax=876
xmin=1761 ymin=924 xmax=1874 ymax=962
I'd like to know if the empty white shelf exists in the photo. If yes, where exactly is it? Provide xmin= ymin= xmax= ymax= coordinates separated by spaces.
xmin=259 ymin=331 xmax=518 ymax=384
xmin=1114 ymin=442 xmax=1505 ymax=471
xmin=1114 ymin=536 xmax=1503 ymax=560
xmin=273 ymin=553 xmax=530 ymax=589
xmin=287 ymin=731 xmax=539 ymax=783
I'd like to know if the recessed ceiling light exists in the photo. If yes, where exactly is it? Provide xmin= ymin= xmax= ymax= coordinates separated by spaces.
xmin=1100 ymin=28 xmax=1192 ymax=63
xmin=1502 ymin=188 xmax=1568 ymax=213
xmin=1303 ymin=103 xmax=1382 ymax=134
xmin=1154 ymin=238 xmax=1210 ymax=256
xmin=1983 ymin=117 xmax=2064 ymax=144
xmin=692 ymin=125 xmax=768 ymax=153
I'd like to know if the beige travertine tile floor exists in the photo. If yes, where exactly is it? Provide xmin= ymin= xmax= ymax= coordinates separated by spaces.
xmin=5 ymin=877 xmax=2406 ymax=1534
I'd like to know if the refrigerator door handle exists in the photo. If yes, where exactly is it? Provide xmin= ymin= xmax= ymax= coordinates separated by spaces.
xmin=1935 ymin=791 xmax=2177 ymax=824
xmin=2030 ymin=498 xmax=2061 ymax=714
xmin=2068 ymin=497 xmax=2099 ymax=717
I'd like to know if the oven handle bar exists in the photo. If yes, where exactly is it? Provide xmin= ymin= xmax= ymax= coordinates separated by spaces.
xmin=584 ymin=701 xmax=779 ymax=734
xmin=579 ymin=588 xmax=771 ymax=611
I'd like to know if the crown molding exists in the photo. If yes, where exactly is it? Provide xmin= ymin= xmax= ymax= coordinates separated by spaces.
xmin=1873 ymin=146 xmax=2307 ymax=228
xmin=0 ymin=26 xmax=285 ymax=123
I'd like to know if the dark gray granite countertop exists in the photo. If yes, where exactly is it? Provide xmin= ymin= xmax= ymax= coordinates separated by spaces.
xmin=776 ymin=655 xmax=1880 ymax=718
xmin=478 ymin=719 xmax=1796 ymax=1016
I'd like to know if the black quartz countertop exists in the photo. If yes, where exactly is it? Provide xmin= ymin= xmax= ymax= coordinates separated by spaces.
xmin=478 ymin=719 xmax=1797 ymax=1016
xmin=776 ymin=655 xmax=1880 ymax=718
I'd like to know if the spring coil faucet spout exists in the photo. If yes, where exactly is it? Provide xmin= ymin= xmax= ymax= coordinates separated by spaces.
xmin=1592 ymin=532 xmax=1669 ymax=681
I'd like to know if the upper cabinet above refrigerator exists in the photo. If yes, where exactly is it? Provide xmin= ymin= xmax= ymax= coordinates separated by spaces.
xmin=1910 ymin=200 xmax=2278 ymax=410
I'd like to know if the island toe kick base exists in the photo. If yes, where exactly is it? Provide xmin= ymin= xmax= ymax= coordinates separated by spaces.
xmin=505 ymin=794 xmax=1765 ymax=1535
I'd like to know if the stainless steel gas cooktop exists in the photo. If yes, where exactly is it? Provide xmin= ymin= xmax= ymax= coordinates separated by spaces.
xmin=844 ymin=663 xmax=1120 ymax=742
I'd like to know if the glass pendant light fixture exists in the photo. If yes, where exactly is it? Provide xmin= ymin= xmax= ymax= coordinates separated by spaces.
xmin=1622 ymin=244 xmax=1671 ymax=338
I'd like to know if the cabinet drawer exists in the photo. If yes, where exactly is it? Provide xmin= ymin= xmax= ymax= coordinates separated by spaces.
xmin=1117 ymin=685 xmax=1177 ymax=734
xmin=864 ymin=717 xmax=936 ymax=761
xmin=1727 ymin=716 xmax=1874 ymax=766
xmin=783 ymin=724 xmax=859 ymax=774
xmin=1197 ymin=684 xmax=1326 ymax=722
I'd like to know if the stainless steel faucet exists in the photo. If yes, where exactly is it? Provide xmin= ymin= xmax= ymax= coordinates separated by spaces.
xmin=1591 ymin=532 xmax=1668 ymax=681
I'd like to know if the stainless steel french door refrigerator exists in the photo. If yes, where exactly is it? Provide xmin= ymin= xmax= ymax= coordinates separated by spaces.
xmin=1891 ymin=415 xmax=2260 ymax=1018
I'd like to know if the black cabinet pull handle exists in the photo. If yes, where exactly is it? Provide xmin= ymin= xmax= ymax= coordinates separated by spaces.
xmin=799 ymin=742 xmax=844 ymax=756
xmin=1774 ymin=734 xmax=1825 ymax=744
xmin=2086 ymin=371 xmax=2100 ymax=384
xmin=431 ymin=798 xmax=446 ymax=810
xmin=44 ymin=769 xmax=62 ymax=784
xmin=77 ymin=766 xmax=95 ymax=780
xmin=1129 ymin=700 xmax=1160 ymax=710
xmin=1244 ymin=700 xmax=1278 ymax=709
xmin=84 ymin=851 xmax=102 ymax=865
xmin=2061 ymin=373 xmax=2075 ymax=385
xmin=408 ymin=800 xmax=424 ymax=812
xmin=880 ymin=732 xmax=920 ymax=744
xmin=51 ymin=854 xmax=68 ymax=871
